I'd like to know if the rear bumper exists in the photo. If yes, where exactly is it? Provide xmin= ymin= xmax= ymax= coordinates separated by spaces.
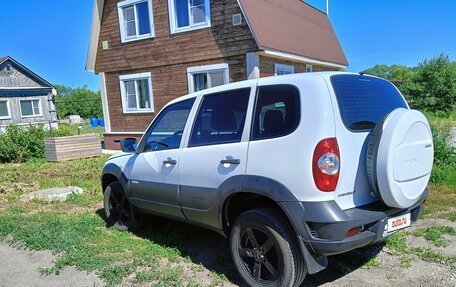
xmin=280 ymin=189 xmax=428 ymax=273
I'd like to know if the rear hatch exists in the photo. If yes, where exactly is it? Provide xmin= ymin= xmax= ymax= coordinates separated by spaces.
xmin=327 ymin=74 xmax=409 ymax=210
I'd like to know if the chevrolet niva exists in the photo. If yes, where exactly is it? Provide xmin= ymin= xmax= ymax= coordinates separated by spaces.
xmin=101 ymin=72 xmax=433 ymax=287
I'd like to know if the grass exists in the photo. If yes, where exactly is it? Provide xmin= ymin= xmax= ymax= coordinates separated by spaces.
xmin=412 ymin=226 xmax=456 ymax=247
xmin=386 ymin=230 xmax=456 ymax=267
xmin=439 ymin=212 xmax=456 ymax=222
xmin=0 ymin=157 xmax=230 ymax=286
xmin=425 ymin=110 xmax=456 ymax=129
xmin=361 ymin=256 xmax=380 ymax=269
xmin=57 ymin=123 xmax=105 ymax=139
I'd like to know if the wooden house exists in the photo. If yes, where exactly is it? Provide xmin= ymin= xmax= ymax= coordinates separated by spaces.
xmin=0 ymin=56 xmax=57 ymax=133
xmin=86 ymin=0 xmax=348 ymax=149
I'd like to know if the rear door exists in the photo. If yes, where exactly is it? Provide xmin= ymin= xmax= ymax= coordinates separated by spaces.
xmin=328 ymin=74 xmax=409 ymax=210
xmin=178 ymin=84 xmax=255 ymax=228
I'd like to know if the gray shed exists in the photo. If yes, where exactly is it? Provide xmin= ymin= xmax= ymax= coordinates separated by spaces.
xmin=0 ymin=56 xmax=57 ymax=132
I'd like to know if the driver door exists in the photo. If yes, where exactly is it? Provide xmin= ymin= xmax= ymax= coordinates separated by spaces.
xmin=129 ymin=98 xmax=196 ymax=219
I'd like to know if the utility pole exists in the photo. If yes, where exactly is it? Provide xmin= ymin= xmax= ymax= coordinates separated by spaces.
xmin=326 ymin=0 xmax=329 ymax=16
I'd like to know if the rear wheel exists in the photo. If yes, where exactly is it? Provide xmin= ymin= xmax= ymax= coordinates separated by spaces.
xmin=103 ymin=181 xmax=137 ymax=231
xmin=229 ymin=208 xmax=306 ymax=287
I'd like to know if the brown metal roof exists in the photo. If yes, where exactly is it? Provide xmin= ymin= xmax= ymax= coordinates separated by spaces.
xmin=238 ymin=0 xmax=348 ymax=67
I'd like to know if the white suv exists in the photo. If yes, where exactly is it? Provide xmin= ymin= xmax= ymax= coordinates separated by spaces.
xmin=101 ymin=72 xmax=434 ymax=287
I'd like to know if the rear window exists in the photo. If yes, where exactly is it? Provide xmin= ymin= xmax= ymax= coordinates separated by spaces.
xmin=331 ymin=75 xmax=407 ymax=131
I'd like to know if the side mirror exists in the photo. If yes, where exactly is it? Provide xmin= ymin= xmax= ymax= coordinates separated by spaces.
xmin=120 ymin=138 xmax=137 ymax=153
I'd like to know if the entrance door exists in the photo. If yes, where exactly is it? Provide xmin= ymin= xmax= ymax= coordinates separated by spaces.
xmin=129 ymin=98 xmax=196 ymax=219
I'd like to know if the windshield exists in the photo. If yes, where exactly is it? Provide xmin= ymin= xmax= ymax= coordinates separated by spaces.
xmin=331 ymin=75 xmax=408 ymax=131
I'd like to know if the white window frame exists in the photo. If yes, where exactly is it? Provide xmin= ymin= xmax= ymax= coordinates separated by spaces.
xmin=275 ymin=63 xmax=295 ymax=76
xmin=187 ymin=63 xmax=229 ymax=93
xmin=0 ymin=99 xmax=11 ymax=120
xmin=306 ymin=64 xmax=313 ymax=72
xmin=20 ymin=99 xmax=42 ymax=118
xmin=117 ymin=0 xmax=155 ymax=43
xmin=119 ymin=72 xmax=155 ymax=114
xmin=168 ymin=0 xmax=211 ymax=34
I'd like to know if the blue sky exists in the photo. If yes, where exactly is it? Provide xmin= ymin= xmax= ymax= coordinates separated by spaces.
xmin=1 ymin=0 xmax=455 ymax=91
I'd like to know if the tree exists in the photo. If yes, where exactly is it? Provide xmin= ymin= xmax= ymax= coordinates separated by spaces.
xmin=363 ymin=54 xmax=456 ymax=113
xmin=409 ymin=54 xmax=456 ymax=112
xmin=54 ymin=86 xmax=103 ymax=119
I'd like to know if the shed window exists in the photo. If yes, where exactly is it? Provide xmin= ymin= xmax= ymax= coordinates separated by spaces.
xmin=275 ymin=64 xmax=295 ymax=76
xmin=119 ymin=72 xmax=154 ymax=113
xmin=118 ymin=0 xmax=154 ymax=43
xmin=0 ymin=100 xmax=10 ymax=119
xmin=187 ymin=64 xmax=229 ymax=92
xmin=168 ymin=0 xmax=211 ymax=34
xmin=20 ymin=99 xmax=42 ymax=117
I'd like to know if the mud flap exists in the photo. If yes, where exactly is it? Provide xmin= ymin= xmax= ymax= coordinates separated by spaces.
xmin=298 ymin=236 xmax=328 ymax=274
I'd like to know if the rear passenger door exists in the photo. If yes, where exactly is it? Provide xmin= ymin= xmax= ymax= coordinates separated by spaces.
xmin=179 ymin=85 xmax=255 ymax=228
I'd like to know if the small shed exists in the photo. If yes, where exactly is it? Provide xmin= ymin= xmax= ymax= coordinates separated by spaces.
xmin=0 ymin=56 xmax=58 ymax=132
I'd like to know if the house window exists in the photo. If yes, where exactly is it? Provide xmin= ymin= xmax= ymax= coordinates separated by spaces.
xmin=20 ymin=99 xmax=42 ymax=117
xmin=0 ymin=100 xmax=10 ymax=119
xmin=168 ymin=0 xmax=211 ymax=34
xmin=119 ymin=72 xmax=154 ymax=113
xmin=187 ymin=63 xmax=229 ymax=93
xmin=275 ymin=64 xmax=295 ymax=76
xmin=306 ymin=64 xmax=313 ymax=72
xmin=117 ymin=0 xmax=154 ymax=43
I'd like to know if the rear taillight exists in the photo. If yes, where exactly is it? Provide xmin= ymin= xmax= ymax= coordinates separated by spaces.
xmin=312 ymin=138 xmax=340 ymax=192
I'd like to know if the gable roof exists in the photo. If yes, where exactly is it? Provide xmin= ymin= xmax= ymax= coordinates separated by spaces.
xmin=86 ymin=0 xmax=348 ymax=72
xmin=0 ymin=56 xmax=54 ymax=89
xmin=238 ymin=0 xmax=348 ymax=67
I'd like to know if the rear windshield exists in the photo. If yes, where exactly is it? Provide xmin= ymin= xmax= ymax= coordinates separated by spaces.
xmin=331 ymin=75 xmax=407 ymax=131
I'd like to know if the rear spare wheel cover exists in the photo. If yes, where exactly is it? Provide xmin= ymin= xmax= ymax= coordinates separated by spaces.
xmin=367 ymin=108 xmax=434 ymax=208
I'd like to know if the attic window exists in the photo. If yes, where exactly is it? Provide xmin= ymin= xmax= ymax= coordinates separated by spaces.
xmin=6 ymin=63 xmax=12 ymax=71
xmin=232 ymin=14 xmax=242 ymax=26
xmin=168 ymin=0 xmax=211 ymax=34
xmin=117 ymin=0 xmax=155 ymax=43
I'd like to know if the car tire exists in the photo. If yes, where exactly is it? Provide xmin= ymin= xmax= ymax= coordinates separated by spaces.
xmin=103 ymin=181 xmax=138 ymax=231
xmin=229 ymin=208 xmax=306 ymax=287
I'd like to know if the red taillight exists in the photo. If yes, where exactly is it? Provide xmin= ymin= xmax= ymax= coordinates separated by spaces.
xmin=345 ymin=227 xmax=361 ymax=238
xmin=312 ymin=138 xmax=340 ymax=192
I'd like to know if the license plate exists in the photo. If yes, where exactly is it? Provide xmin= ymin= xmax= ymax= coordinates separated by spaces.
xmin=387 ymin=213 xmax=411 ymax=233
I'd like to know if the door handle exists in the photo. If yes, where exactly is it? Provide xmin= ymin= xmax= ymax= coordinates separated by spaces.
xmin=220 ymin=159 xmax=241 ymax=165
xmin=163 ymin=159 xmax=177 ymax=165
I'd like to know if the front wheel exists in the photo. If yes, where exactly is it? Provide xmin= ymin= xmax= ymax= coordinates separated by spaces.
xmin=103 ymin=181 xmax=137 ymax=231
xmin=229 ymin=208 xmax=307 ymax=287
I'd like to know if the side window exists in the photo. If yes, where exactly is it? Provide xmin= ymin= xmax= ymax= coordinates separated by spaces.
xmin=143 ymin=98 xmax=195 ymax=152
xmin=252 ymin=85 xmax=300 ymax=140
xmin=189 ymin=89 xmax=250 ymax=147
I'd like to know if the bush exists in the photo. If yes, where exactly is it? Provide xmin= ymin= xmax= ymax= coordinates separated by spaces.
xmin=430 ymin=126 xmax=456 ymax=184
xmin=0 ymin=125 xmax=72 ymax=163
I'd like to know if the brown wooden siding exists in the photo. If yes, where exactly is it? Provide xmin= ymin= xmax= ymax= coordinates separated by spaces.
xmin=95 ymin=0 xmax=257 ymax=73
xmin=258 ymin=55 xmax=339 ymax=77
xmin=106 ymin=54 xmax=247 ymax=133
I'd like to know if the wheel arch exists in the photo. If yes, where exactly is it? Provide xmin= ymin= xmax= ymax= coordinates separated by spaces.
xmin=221 ymin=175 xmax=300 ymax=237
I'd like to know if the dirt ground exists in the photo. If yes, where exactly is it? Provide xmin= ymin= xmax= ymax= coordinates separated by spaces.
xmin=0 ymin=236 xmax=104 ymax=287
xmin=0 ymin=218 xmax=455 ymax=287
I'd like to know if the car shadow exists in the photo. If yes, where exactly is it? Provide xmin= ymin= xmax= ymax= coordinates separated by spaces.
xmin=95 ymin=209 xmax=384 ymax=286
